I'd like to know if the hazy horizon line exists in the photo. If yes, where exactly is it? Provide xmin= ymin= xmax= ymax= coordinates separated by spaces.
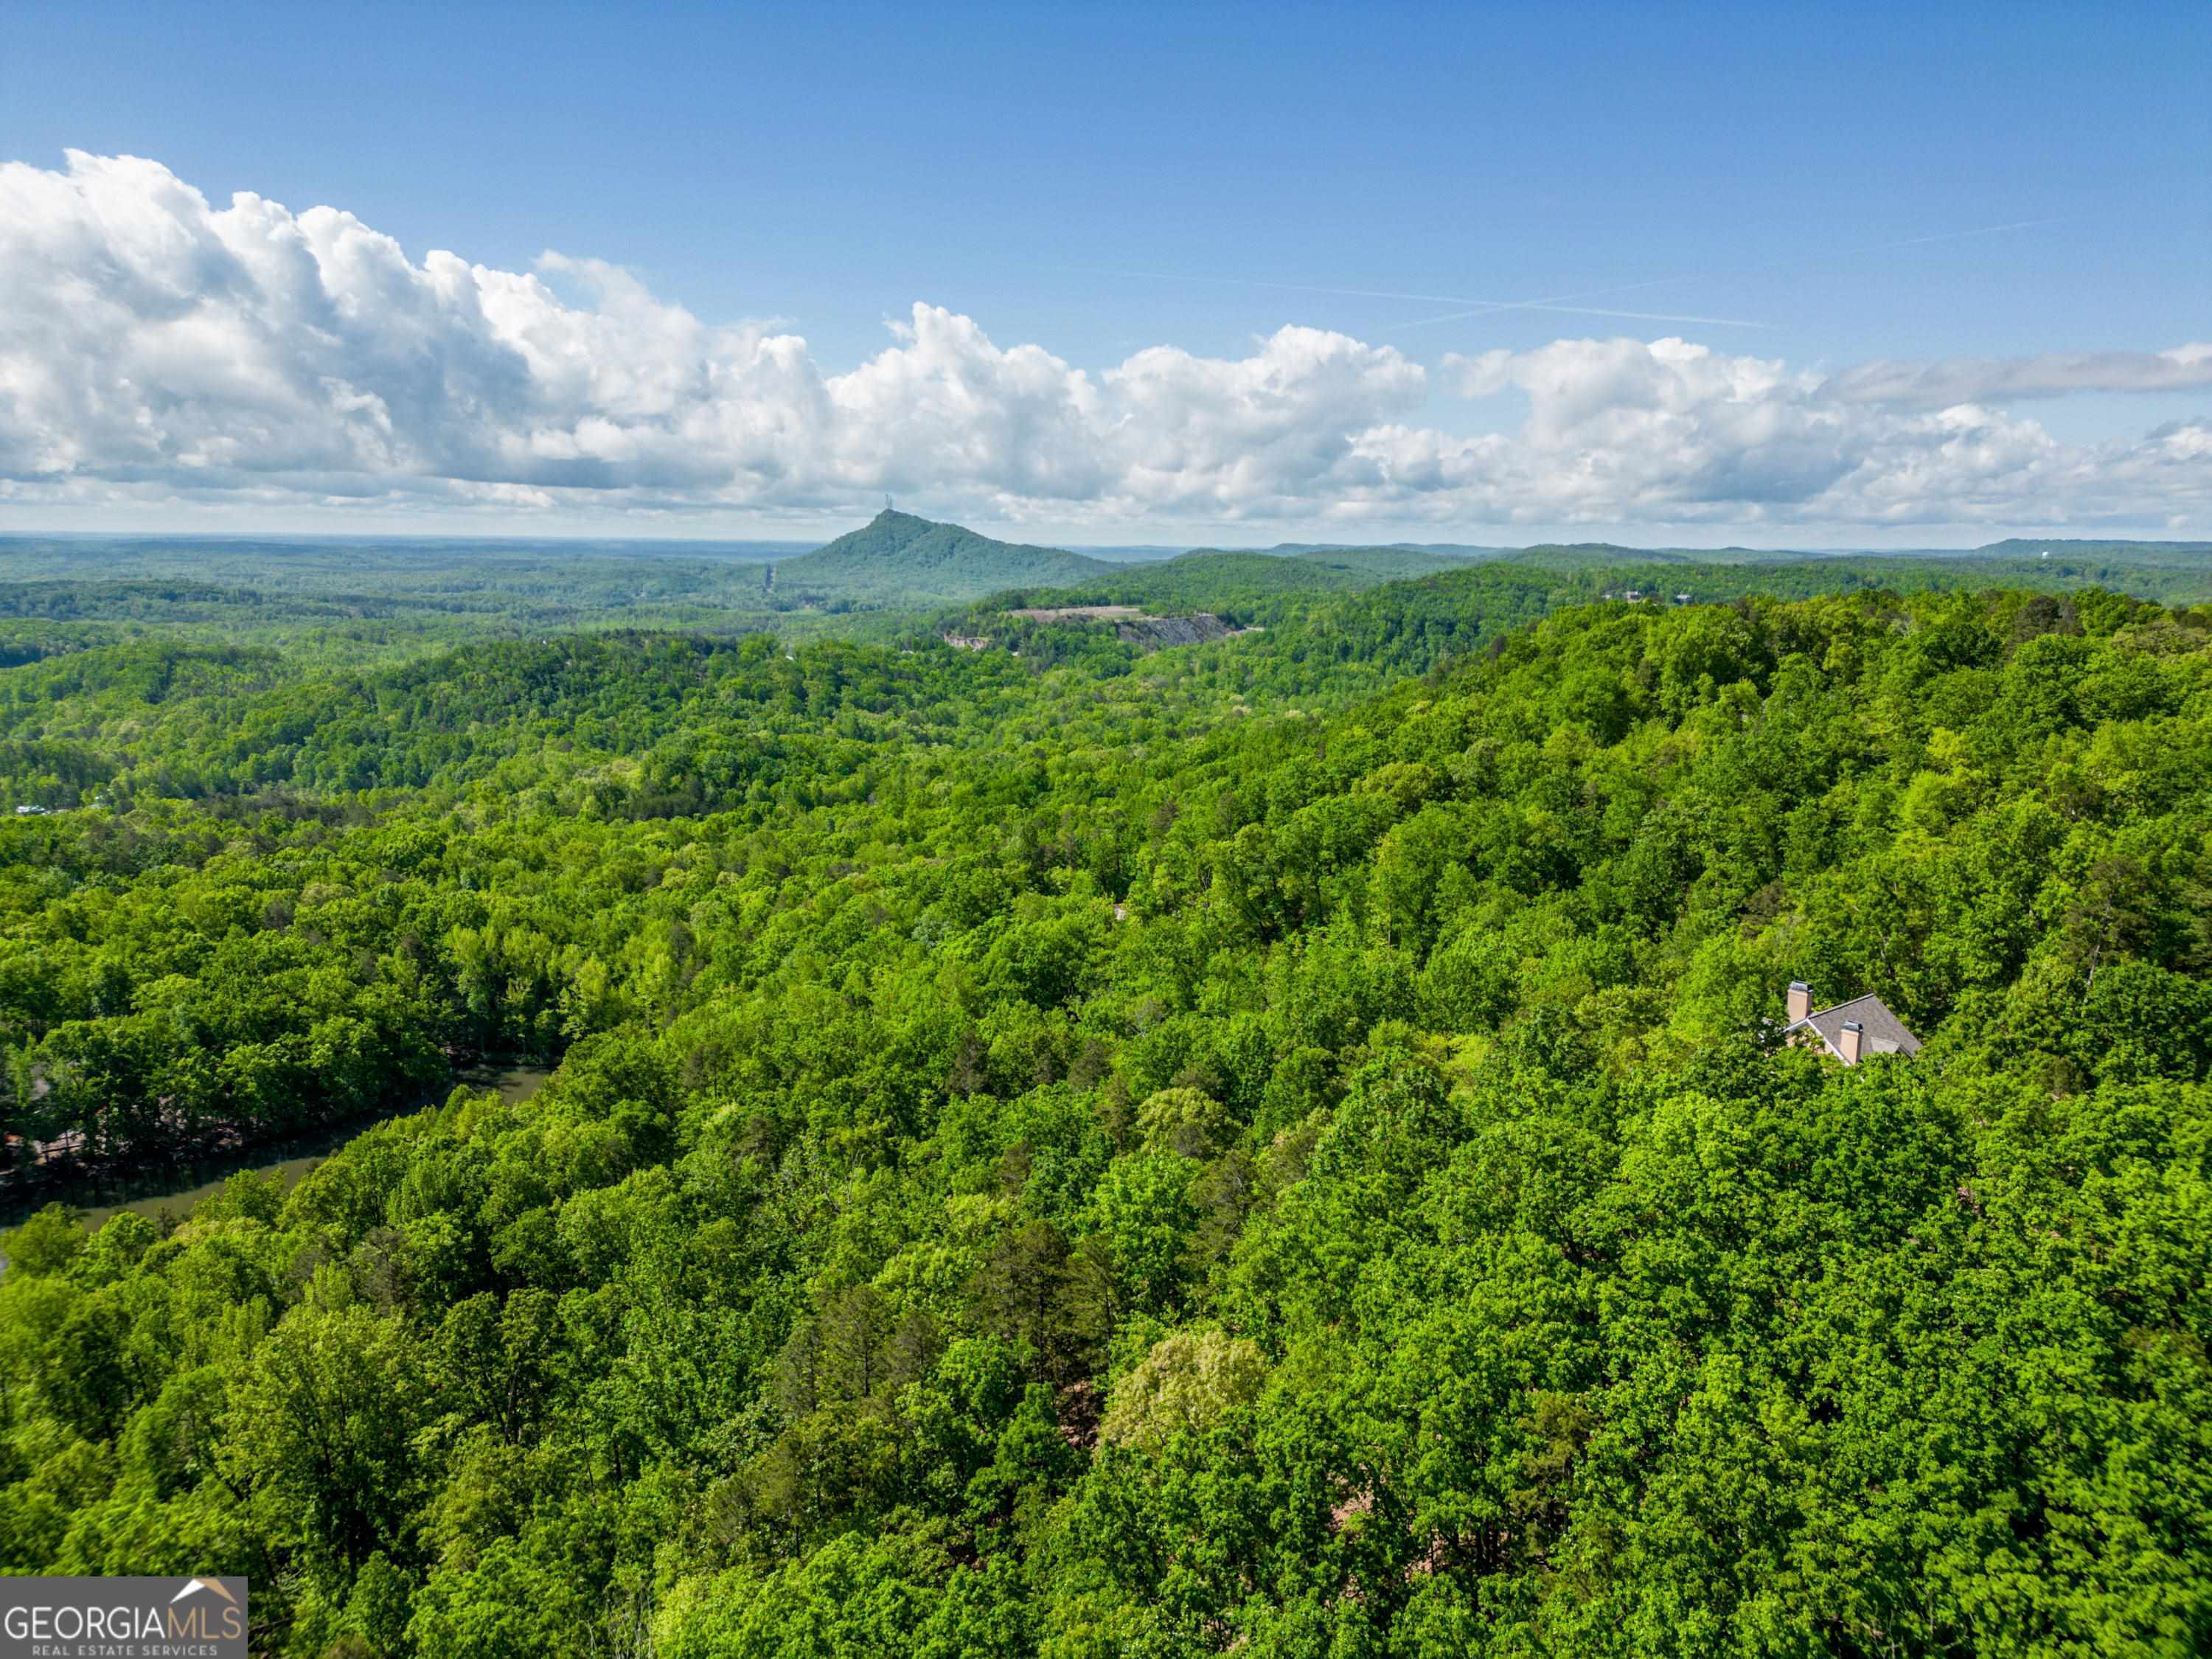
xmin=3 ymin=527 xmax=2207 ymax=557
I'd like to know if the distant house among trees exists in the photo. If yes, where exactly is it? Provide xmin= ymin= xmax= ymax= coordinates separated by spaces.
xmin=1784 ymin=981 xmax=1921 ymax=1064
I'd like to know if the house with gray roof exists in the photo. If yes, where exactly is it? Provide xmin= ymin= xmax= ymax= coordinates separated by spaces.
xmin=1784 ymin=981 xmax=1920 ymax=1065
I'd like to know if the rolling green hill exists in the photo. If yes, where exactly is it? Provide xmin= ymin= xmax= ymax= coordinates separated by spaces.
xmin=1289 ymin=546 xmax=1478 ymax=580
xmin=1972 ymin=538 xmax=2212 ymax=568
xmin=1229 ymin=540 xmax=1509 ymax=558
xmin=769 ymin=510 xmax=1118 ymax=607
xmin=7 ymin=577 xmax=2212 ymax=1655
xmin=942 ymin=546 xmax=1478 ymax=632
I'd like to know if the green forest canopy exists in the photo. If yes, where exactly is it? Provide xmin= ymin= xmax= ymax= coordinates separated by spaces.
xmin=3 ymin=542 xmax=2212 ymax=1657
xmin=11 ymin=523 xmax=2208 ymax=675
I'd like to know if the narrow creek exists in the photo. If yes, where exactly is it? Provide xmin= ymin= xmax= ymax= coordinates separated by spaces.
xmin=2 ymin=1064 xmax=552 ymax=1254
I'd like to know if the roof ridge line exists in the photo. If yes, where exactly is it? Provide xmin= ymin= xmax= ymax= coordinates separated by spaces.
xmin=1806 ymin=994 xmax=1879 ymax=1020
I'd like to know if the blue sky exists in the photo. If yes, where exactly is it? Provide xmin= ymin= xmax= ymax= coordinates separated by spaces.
xmin=1 ymin=1 xmax=2207 ymax=544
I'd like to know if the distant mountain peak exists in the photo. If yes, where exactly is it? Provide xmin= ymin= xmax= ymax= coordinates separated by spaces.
xmin=773 ymin=512 xmax=1115 ymax=605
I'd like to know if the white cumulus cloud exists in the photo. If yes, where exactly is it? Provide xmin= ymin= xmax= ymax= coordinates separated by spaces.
xmin=1826 ymin=344 xmax=2212 ymax=409
xmin=1 ymin=151 xmax=2206 ymax=533
xmin=1436 ymin=337 xmax=2211 ymax=527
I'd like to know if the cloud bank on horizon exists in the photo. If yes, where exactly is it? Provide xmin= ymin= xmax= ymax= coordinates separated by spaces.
xmin=4 ymin=151 xmax=2208 ymax=535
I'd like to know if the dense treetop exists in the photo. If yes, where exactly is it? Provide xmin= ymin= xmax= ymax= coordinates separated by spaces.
xmin=4 ymin=552 xmax=2212 ymax=1657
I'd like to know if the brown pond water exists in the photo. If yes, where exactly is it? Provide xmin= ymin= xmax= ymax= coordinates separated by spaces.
xmin=4 ymin=1064 xmax=552 ymax=1251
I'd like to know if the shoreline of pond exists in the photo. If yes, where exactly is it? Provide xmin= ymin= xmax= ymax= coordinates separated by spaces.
xmin=0 ymin=1062 xmax=552 ymax=1245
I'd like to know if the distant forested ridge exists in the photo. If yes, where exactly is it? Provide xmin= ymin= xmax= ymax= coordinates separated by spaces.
xmin=4 ymin=563 xmax=2212 ymax=1657
xmin=10 ymin=523 xmax=2209 ymax=675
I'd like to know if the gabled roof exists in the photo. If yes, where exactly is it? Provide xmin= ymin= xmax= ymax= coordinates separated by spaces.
xmin=1786 ymin=993 xmax=1921 ymax=1058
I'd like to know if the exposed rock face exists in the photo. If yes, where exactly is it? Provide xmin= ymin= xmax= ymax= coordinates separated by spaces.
xmin=1116 ymin=613 xmax=1232 ymax=647
xmin=1009 ymin=605 xmax=1144 ymax=623
xmin=977 ymin=606 xmax=1237 ymax=651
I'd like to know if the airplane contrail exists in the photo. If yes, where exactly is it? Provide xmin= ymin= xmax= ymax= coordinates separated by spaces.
xmin=1064 ymin=268 xmax=1771 ymax=327
xmin=1380 ymin=215 xmax=2079 ymax=333
xmin=1384 ymin=300 xmax=1775 ymax=330
xmin=1062 ymin=215 xmax=2076 ymax=337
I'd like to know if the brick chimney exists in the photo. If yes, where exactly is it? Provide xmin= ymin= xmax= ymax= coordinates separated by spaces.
xmin=1787 ymin=981 xmax=1812 ymax=1025
xmin=1838 ymin=1020 xmax=1863 ymax=1065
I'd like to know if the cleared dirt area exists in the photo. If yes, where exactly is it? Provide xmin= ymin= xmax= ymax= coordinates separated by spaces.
xmin=1006 ymin=604 xmax=1148 ymax=622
